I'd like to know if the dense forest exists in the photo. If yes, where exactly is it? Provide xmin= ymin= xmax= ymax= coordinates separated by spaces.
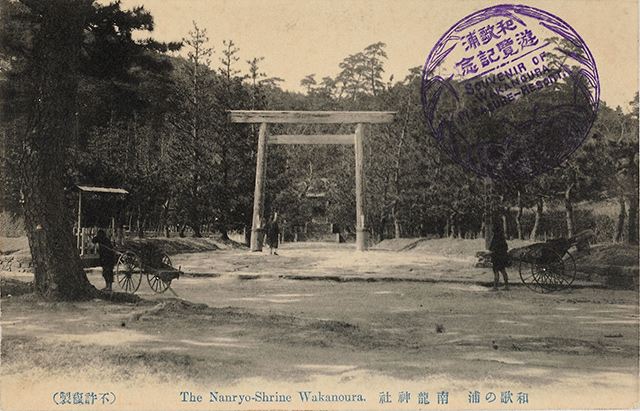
xmin=1 ymin=0 xmax=638 ymax=252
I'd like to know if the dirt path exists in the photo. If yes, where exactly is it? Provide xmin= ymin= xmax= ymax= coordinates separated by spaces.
xmin=1 ymin=243 xmax=638 ymax=410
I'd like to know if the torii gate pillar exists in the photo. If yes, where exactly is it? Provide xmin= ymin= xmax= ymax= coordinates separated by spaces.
xmin=251 ymin=122 xmax=269 ymax=252
xmin=354 ymin=123 xmax=365 ymax=251
xmin=229 ymin=110 xmax=396 ymax=252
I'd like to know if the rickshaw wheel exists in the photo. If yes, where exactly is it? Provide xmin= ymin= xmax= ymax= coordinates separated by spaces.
xmin=520 ymin=247 xmax=573 ymax=293
xmin=556 ymin=251 xmax=576 ymax=290
xmin=115 ymin=251 xmax=142 ymax=293
xmin=147 ymin=253 xmax=172 ymax=293
xmin=519 ymin=260 xmax=547 ymax=293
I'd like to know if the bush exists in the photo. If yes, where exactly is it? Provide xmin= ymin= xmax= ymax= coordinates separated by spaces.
xmin=592 ymin=214 xmax=618 ymax=243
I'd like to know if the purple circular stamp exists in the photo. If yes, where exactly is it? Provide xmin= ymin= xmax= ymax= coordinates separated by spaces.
xmin=421 ymin=4 xmax=599 ymax=180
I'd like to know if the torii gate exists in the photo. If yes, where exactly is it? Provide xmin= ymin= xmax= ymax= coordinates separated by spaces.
xmin=229 ymin=110 xmax=396 ymax=252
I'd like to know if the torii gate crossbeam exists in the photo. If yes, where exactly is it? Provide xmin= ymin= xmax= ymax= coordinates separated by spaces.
xmin=229 ymin=110 xmax=396 ymax=252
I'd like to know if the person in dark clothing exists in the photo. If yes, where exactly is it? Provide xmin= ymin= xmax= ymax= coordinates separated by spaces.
xmin=92 ymin=229 xmax=116 ymax=291
xmin=266 ymin=213 xmax=280 ymax=255
xmin=489 ymin=219 xmax=510 ymax=290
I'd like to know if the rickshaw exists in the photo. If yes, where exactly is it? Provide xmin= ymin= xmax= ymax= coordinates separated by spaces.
xmin=114 ymin=243 xmax=181 ymax=294
xmin=511 ymin=237 xmax=579 ymax=293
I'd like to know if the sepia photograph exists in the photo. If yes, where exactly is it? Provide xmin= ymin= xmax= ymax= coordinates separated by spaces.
xmin=0 ymin=0 xmax=638 ymax=409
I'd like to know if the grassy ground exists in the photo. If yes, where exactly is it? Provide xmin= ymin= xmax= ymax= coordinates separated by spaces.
xmin=1 ymin=241 xmax=638 ymax=410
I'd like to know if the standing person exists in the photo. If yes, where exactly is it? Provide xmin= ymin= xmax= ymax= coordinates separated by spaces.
xmin=92 ymin=229 xmax=116 ymax=291
xmin=489 ymin=218 xmax=510 ymax=290
xmin=266 ymin=213 xmax=280 ymax=255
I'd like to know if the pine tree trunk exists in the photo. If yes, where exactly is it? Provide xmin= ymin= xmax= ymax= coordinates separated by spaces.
xmin=449 ymin=213 xmax=456 ymax=238
xmin=161 ymin=199 xmax=170 ymax=238
xmin=501 ymin=212 xmax=508 ymax=239
xmin=392 ymin=203 xmax=401 ymax=239
xmin=137 ymin=218 xmax=145 ymax=238
xmin=530 ymin=196 xmax=544 ymax=240
xmin=23 ymin=177 xmax=93 ymax=300
xmin=391 ymin=118 xmax=407 ymax=241
xmin=244 ymin=226 xmax=251 ymax=245
xmin=623 ymin=149 xmax=639 ymax=245
xmin=20 ymin=0 xmax=94 ymax=301
xmin=628 ymin=192 xmax=639 ymax=245
xmin=564 ymin=184 xmax=575 ymax=238
xmin=616 ymin=195 xmax=626 ymax=242
xmin=516 ymin=191 xmax=524 ymax=240
xmin=483 ymin=177 xmax=493 ymax=249
xmin=190 ymin=176 xmax=202 ymax=238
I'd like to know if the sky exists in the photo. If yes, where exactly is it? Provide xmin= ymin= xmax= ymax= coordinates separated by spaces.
xmin=119 ymin=0 xmax=639 ymax=110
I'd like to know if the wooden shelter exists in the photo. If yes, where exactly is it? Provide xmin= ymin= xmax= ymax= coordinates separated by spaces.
xmin=73 ymin=185 xmax=128 ymax=255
